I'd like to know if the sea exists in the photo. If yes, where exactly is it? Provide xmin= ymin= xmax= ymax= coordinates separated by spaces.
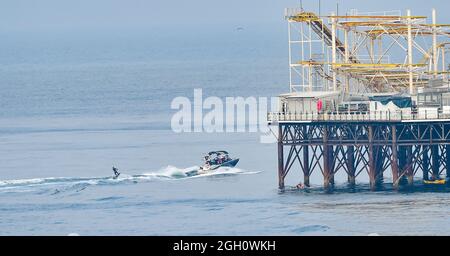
xmin=1 ymin=25 xmax=449 ymax=235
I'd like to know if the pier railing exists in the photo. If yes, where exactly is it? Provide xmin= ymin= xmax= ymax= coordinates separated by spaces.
xmin=268 ymin=110 xmax=450 ymax=123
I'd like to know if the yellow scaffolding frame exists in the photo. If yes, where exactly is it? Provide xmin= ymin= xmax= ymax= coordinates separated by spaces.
xmin=285 ymin=7 xmax=450 ymax=94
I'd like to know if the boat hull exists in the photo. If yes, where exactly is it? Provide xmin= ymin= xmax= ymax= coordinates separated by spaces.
xmin=185 ymin=159 xmax=240 ymax=177
xmin=208 ymin=158 xmax=239 ymax=170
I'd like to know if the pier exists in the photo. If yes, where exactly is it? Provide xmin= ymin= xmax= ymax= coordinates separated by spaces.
xmin=269 ymin=114 xmax=450 ymax=190
xmin=270 ymin=7 xmax=450 ymax=190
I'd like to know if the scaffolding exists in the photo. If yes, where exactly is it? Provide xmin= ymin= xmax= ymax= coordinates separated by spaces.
xmin=286 ymin=8 xmax=450 ymax=95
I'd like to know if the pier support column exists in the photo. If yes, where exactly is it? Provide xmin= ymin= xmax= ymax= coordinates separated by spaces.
xmin=406 ymin=146 xmax=414 ymax=186
xmin=422 ymin=146 xmax=430 ymax=181
xmin=347 ymin=146 xmax=356 ymax=186
xmin=329 ymin=146 xmax=335 ymax=185
xmin=303 ymin=145 xmax=310 ymax=187
xmin=446 ymin=145 xmax=450 ymax=179
xmin=375 ymin=145 xmax=384 ymax=185
xmin=391 ymin=125 xmax=399 ymax=189
xmin=431 ymin=145 xmax=440 ymax=179
xmin=323 ymin=126 xmax=332 ymax=190
xmin=368 ymin=126 xmax=377 ymax=190
xmin=399 ymin=146 xmax=408 ymax=185
xmin=278 ymin=125 xmax=285 ymax=190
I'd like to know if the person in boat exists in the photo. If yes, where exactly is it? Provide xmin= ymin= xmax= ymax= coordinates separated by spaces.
xmin=112 ymin=166 xmax=120 ymax=178
xmin=204 ymin=155 xmax=211 ymax=165
xmin=210 ymin=156 xmax=217 ymax=165
xmin=217 ymin=154 xmax=224 ymax=164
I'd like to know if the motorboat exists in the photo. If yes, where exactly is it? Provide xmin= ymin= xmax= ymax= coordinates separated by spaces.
xmin=185 ymin=151 xmax=239 ymax=177
xmin=200 ymin=151 xmax=239 ymax=171
xmin=423 ymin=178 xmax=446 ymax=185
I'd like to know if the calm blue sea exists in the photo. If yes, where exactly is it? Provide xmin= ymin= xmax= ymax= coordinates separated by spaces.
xmin=1 ymin=27 xmax=449 ymax=235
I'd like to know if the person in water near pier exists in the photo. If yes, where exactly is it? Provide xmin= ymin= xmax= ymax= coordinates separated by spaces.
xmin=429 ymin=173 xmax=440 ymax=181
xmin=296 ymin=182 xmax=305 ymax=189
xmin=112 ymin=166 xmax=120 ymax=178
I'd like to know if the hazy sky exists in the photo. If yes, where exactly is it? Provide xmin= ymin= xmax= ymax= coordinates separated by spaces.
xmin=1 ymin=0 xmax=449 ymax=31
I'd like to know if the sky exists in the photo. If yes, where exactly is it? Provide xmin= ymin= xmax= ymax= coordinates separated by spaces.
xmin=1 ymin=0 xmax=450 ymax=32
